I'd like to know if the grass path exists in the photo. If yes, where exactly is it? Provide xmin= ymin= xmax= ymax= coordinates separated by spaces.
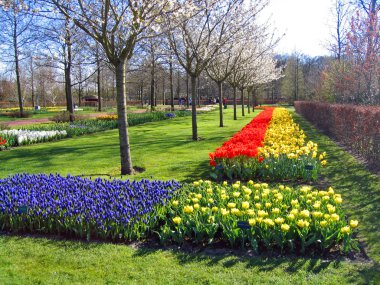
xmin=0 ymin=108 xmax=379 ymax=284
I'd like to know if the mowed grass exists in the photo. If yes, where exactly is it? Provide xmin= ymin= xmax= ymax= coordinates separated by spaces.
xmin=0 ymin=107 xmax=379 ymax=284
xmin=0 ymin=107 xmax=260 ymax=181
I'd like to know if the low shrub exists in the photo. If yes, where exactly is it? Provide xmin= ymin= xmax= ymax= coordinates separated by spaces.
xmin=294 ymin=101 xmax=380 ymax=171
xmin=1 ymin=111 xmax=32 ymax=118
xmin=160 ymin=180 xmax=359 ymax=254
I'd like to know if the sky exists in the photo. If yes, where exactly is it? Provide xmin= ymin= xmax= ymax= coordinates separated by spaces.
xmin=262 ymin=0 xmax=334 ymax=57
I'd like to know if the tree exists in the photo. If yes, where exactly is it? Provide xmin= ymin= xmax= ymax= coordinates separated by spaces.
xmin=345 ymin=6 xmax=380 ymax=104
xmin=50 ymin=0 xmax=181 ymax=175
xmin=206 ymin=45 xmax=243 ymax=127
xmin=280 ymin=54 xmax=306 ymax=104
xmin=165 ymin=0 xmax=263 ymax=140
xmin=329 ymin=0 xmax=351 ymax=61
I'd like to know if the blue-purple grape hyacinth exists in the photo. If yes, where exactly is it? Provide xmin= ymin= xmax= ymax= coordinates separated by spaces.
xmin=0 ymin=173 xmax=181 ymax=240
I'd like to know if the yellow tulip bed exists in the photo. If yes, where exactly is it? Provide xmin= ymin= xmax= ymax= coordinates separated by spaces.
xmin=257 ymin=108 xmax=327 ymax=181
xmin=160 ymin=180 xmax=358 ymax=254
xmin=96 ymin=114 xmax=118 ymax=120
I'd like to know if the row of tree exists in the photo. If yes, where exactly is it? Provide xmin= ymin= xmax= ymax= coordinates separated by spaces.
xmin=0 ymin=0 xmax=282 ymax=175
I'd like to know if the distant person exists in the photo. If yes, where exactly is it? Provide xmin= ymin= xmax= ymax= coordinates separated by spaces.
xmin=223 ymin=97 xmax=227 ymax=109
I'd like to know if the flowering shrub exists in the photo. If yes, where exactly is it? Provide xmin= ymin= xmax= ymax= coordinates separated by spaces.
xmin=0 ymin=174 xmax=181 ymax=241
xmin=160 ymin=180 xmax=359 ymax=254
xmin=0 ymin=129 xmax=67 ymax=146
xmin=210 ymin=108 xmax=325 ymax=181
xmin=0 ymin=137 xmax=6 ymax=145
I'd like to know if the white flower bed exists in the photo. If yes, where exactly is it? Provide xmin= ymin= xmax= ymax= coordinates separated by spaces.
xmin=0 ymin=130 xmax=67 ymax=146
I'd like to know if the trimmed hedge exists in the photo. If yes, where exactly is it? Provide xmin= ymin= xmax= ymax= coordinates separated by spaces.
xmin=294 ymin=101 xmax=380 ymax=171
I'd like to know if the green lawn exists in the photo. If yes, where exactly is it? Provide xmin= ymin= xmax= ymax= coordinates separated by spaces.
xmin=0 ymin=107 xmax=258 ymax=181
xmin=0 ymin=107 xmax=379 ymax=284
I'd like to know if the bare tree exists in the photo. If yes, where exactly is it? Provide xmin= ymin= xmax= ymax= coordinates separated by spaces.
xmin=328 ymin=0 xmax=351 ymax=61
xmin=0 ymin=0 xmax=37 ymax=115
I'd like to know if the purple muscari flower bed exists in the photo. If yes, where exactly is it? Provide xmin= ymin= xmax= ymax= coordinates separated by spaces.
xmin=0 ymin=173 xmax=181 ymax=241
xmin=164 ymin=113 xmax=176 ymax=118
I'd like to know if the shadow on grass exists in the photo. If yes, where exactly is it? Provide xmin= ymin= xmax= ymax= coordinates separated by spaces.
xmin=132 ymin=244 xmax=380 ymax=283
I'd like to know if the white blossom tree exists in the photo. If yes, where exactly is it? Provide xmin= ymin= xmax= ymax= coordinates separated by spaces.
xmin=165 ymin=0 xmax=266 ymax=140
xmin=49 ymin=0 xmax=183 ymax=175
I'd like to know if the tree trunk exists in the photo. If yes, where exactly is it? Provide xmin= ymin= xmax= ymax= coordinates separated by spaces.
xmin=241 ymin=89 xmax=245 ymax=116
xmin=155 ymin=80 xmax=158 ymax=106
xmin=233 ymin=86 xmax=237 ymax=120
xmin=169 ymin=56 xmax=174 ymax=111
xmin=78 ymin=67 xmax=82 ymax=106
xmin=217 ymin=81 xmax=223 ymax=127
xmin=191 ymin=75 xmax=198 ymax=140
xmin=30 ymin=56 xmax=35 ymax=107
xmin=115 ymin=60 xmax=133 ymax=175
xmin=150 ymin=59 xmax=155 ymax=111
xmin=162 ymin=77 xmax=166 ymax=105
xmin=13 ymin=15 xmax=23 ymax=116
xmin=177 ymin=70 xmax=181 ymax=107
xmin=97 ymin=63 xmax=102 ymax=112
xmin=65 ymin=18 xmax=74 ymax=122
xmin=197 ymin=77 xmax=200 ymax=107
xmin=186 ymin=73 xmax=189 ymax=108
xmin=96 ymin=44 xmax=102 ymax=112
xmin=140 ymin=84 xmax=144 ymax=107
xmin=247 ymin=89 xmax=250 ymax=114
xmin=252 ymin=88 xmax=256 ymax=112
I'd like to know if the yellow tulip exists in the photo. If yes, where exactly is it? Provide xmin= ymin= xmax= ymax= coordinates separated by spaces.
xmin=281 ymin=224 xmax=290 ymax=232
xmin=184 ymin=205 xmax=194 ymax=214
xmin=330 ymin=213 xmax=340 ymax=221
xmin=241 ymin=201 xmax=250 ymax=210
xmin=341 ymin=226 xmax=351 ymax=234
xmin=350 ymin=220 xmax=359 ymax=228
xmin=172 ymin=216 xmax=182 ymax=225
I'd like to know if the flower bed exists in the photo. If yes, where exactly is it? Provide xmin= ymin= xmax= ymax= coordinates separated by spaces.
xmin=210 ymin=108 xmax=325 ymax=181
xmin=0 ymin=110 xmax=193 ymax=149
xmin=257 ymin=108 xmax=326 ymax=181
xmin=209 ymin=108 xmax=274 ymax=178
xmin=160 ymin=180 xmax=358 ymax=254
xmin=0 ymin=129 xmax=67 ymax=147
xmin=0 ymin=174 xmax=181 ymax=241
